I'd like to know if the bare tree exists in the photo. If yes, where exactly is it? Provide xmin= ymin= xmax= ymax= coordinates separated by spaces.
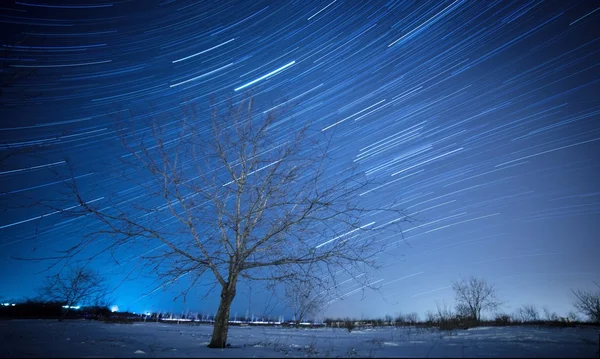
xmin=424 ymin=310 xmax=436 ymax=324
xmin=455 ymin=302 xmax=472 ymax=319
xmin=56 ymin=97 xmax=406 ymax=348
xmin=515 ymin=304 xmax=540 ymax=322
xmin=493 ymin=312 xmax=511 ymax=325
xmin=404 ymin=312 xmax=419 ymax=325
xmin=542 ymin=306 xmax=558 ymax=321
xmin=452 ymin=276 xmax=502 ymax=323
xmin=435 ymin=300 xmax=454 ymax=324
xmin=572 ymin=287 xmax=600 ymax=324
xmin=284 ymin=275 xmax=326 ymax=326
xmin=39 ymin=265 xmax=110 ymax=319
xmin=394 ymin=312 xmax=405 ymax=326
xmin=566 ymin=311 xmax=579 ymax=322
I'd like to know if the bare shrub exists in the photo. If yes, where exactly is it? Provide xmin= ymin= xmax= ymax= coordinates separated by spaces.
xmin=572 ymin=287 xmax=600 ymax=324
xmin=452 ymin=276 xmax=502 ymax=323
xmin=516 ymin=304 xmax=540 ymax=322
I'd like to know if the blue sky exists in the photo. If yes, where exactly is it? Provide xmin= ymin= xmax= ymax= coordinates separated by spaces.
xmin=0 ymin=0 xmax=599 ymax=321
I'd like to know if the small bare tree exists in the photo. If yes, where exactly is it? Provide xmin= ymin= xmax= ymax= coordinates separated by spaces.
xmin=572 ymin=287 xmax=600 ymax=324
xmin=542 ymin=306 xmax=558 ymax=321
xmin=435 ymin=300 xmax=454 ymax=323
xmin=566 ymin=311 xmax=579 ymax=322
xmin=424 ymin=310 xmax=436 ymax=325
xmin=39 ymin=265 xmax=110 ymax=319
xmin=55 ymin=97 xmax=406 ymax=348
xmin=452 ymin=276 xmax=501 ymax=323
xmin=404 ymin=312 xmax=419 ymax=326
xmin=284 ymin=276 xmax=326 ymax=326
xmin=515 ymin=304 xmax=540 ymax=322
xmin=493 ymin=312 xmax=511 ymax=325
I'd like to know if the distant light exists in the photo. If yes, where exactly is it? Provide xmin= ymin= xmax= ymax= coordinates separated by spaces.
xmin=11 ymin=303 xmax=15 ymax=307
xmin=110 ymin=305 xmax=119 ymax=313
xmin=1 ymin=303 xmax=10 ymax=306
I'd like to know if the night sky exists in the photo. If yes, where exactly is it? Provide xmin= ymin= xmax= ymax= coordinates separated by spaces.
xmin=1 ymin=0 xmax=599 ymax=320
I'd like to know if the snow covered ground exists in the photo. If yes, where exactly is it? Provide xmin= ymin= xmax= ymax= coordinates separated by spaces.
xmin=1 ymin=320 xmax=598 ymax=358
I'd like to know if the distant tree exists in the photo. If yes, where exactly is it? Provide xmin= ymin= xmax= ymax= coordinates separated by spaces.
xmin=384 ymin=314 xmax=393 ymax=326
xmin=542 ymin=306 xmax=558 ymax=321
xmin=516 ymin=304 xmax=540 ymax=322
xmin=571 ymin=287 xmax=600 ymax=324
xmin=435 ymin=300 xmax=454 ymax=323
xmin=566 ymin=311 xmax=579 ymax=322
xmin=39 ymin=265 xmax=110 ymax=320
xmin=404 ymin=312 xmax=419 ymax=325
xmin=343 ymin=317 xmax=356 ymax=332
xmin=452 ymin=276 xmax=502 ymax=322
xmin=455 ymin=302 xmax=472 ymax=319
xmin=493 ymin=312 xmax=511 ymax=326
xmin=57 ymin=97 xmax=407 ymax=348
xmin=285 ymin=277 xmax=325 ymax=326
xmin=394 ymin=312 xmax=405 ymax=327
xmin=424 ymin=310 xmax=437 ymax=325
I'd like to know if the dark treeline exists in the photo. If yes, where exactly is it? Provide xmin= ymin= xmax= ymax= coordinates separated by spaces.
xmin=1 ymin=297 xmax=596 ymax=331
xmin=0 ymin=299 xmax=122 ymax=322
xmin=321 ymin=312 xmax=595 ymax=333
xmin=2 ymin=276 xmax=598 ymax=331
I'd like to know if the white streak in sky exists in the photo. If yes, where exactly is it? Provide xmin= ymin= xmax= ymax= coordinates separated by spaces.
xmin=391 ymin=147 xmax=463 ymax=176
xmin=15 ymin=2 xmax=113 ymax=8
xmin=474 ymin=252 xmax=562 ymax=264
xmin=262 ymin=83 xmax=324 ymax=114
xmin=322 ymin=99 xmax=386 ymax=131
xmin=307 ymin=0 xmax=337 ymax=21
xmin=170 ymin=63 xmax=234 ymax=87
xmin=570 ymin=7 xmax=600 ymax=26
xmin=222 ymin=159 xmax=283 ymax=186
xmin=327 ymin=278 xmax=384 ymax=304
xmin=411 ymin=285 xmax=451 ymax=298
xmin=495 ymin=137 xmax=600 ymax=167
xmin=0 ymin=160 xmax=65 ymax=175
xmin=360 ymin=170 xmax=423 ymax=197
xmin=388 ymin=0 xmax=464 ymax=47
xmin=12 ymin=60 xmax=112 ymax=68
xmin=382 ymin=272 xmax=424 ymax=287
xmin=0 ymin=197 xmax=104 ymax=230
xmin=315 ymin=222 xmax=376 ymax=249
xmin=172 ymin=39 xmax=236 ymax=63
xmin=234 ymin=61 xmax=296 ymax=91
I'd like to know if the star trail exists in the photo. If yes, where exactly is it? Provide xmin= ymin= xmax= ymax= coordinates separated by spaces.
xmin=0 ymin=0 xmax=599 ymax=318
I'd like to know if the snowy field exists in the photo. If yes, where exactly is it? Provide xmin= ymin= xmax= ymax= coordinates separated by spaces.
xmin=1 ymin=320 xmax=598 ymax=358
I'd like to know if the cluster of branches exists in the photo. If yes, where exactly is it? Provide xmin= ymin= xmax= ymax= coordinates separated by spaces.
xmin=451 ymin=276 xmax=502 ymax=323
xmin=46 ymin=96 xmax=407 ymax=348
xmin=38 ymin=265 xmax=111 ymax=317
xmin=571 ymin=286 xmax=600 ymax=324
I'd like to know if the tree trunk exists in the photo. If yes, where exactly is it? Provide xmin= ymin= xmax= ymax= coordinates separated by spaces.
xmin=208 ymin=280 xmax=237 ymax=348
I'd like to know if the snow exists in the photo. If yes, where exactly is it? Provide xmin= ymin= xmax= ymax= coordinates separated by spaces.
xmin=0 ymin=320 xmax=598 ymax=358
